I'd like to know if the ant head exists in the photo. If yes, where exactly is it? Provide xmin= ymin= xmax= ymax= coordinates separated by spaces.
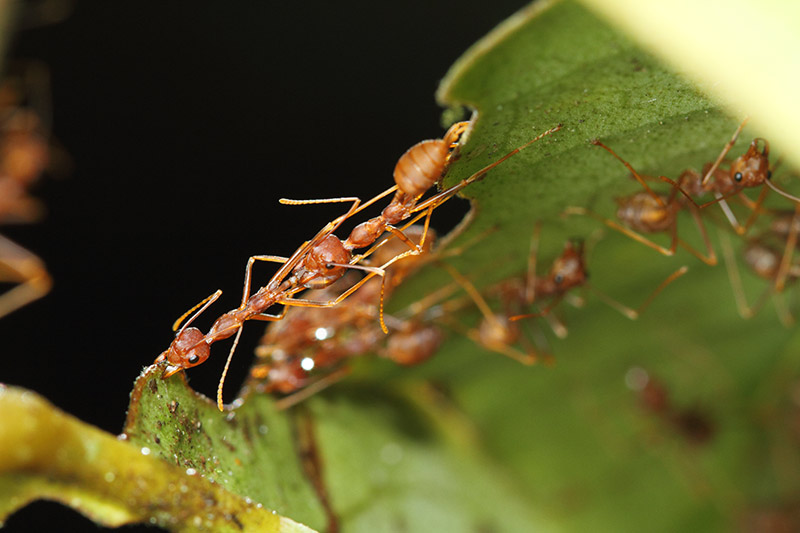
xmin=160 ymin=327 xmax=210 ymax=377
xmin=729 ymin=138 xmax=770 ymax=188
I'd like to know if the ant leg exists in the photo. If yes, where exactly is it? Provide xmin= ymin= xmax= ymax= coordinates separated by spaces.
xmin=439 ymin=263 xmax=498 ymax=331
xmin=283 ymin=249 xmax=416 ymax=333
xmin=217 ymin=325 xmax=244 ymax=411
xmin=269 ymin=196 xmax=364 ymax=287
xmin=591 ymin=140 xmax=669 ymax=208
xmin=586 ymin=266 xmax=689 ymax=320
xmin=701 ymin=118 xmax=748 ymax=185
xmin=414 ymin=124 xmax=563 ymax=213
xmin=542 ymin=309 xmax=568 ymax=339
xmin=0 ymin=235 xmax=51 ymax=319
xmin=171 ymin=289 xmax=223 ymax=331
xmin=564 ymin=206 xmax=678 ymax=257
xmin=249 ymin=305 xmax=289 ymax=322
xmin=713 ymin=193 xmax=745 ymax=232
xmin=773 ymin=293 xmax=794 ymax=327
xmin=718 ymin=229 xmax=771 ymax=319
xmin=525 ymin=222 xmax=541 ymax=304
xmin=275 ymin=367 xmax=352 ymax=411
xmin=281 ymin=187 xmax=397 ymax=219
xmin=508 ymin=294 xmax=565 ymax=322
xmin=439 ymin=262 xmax=537 ymax=364
xmin=350 ymin=208 xmax=432 ymax=265
xmin=565 ymin=291 xmax=586 ymax=308
xmin=675 ymin=206 xmax=717 ymax=266
xmin=734 ymin=186 xmax=771 ymax=235
xmin=465 ymin=327 xmax=538 ymax=365
xmin=241 ymin=254 xmax=290 ymax=305
xmin=774 ymin=204 xmax=800 ymax=292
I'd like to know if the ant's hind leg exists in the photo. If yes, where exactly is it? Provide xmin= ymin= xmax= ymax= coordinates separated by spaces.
xmin=676 ymin=207 xmax=717 ymax=266
xmin=586 ymin=265 xmax=689 ymax=320
xmin=0 ymin=235 xmax=51 ymax=319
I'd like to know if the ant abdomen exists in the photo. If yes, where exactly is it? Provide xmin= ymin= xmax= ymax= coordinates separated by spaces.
xmin=616 ymin=192 xmax=675 ymax=233
xmin=384 ymin=325 xmax=442 ymax=366
xmin=393 ymin=139 xmax=449 ymax=197
xmin=742 ymin=241 xmax=781 ymax=280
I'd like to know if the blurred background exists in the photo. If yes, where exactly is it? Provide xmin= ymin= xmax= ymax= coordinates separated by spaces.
xmin=0 ymin=1 xmax=529 ymax=530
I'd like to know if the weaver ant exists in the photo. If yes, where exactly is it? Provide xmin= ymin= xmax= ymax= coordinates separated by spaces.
xmin=156 ymin=122 xmax=563 ymax=410
xmin=0 ymin=65 xmax=56 ymax=319
xmin=660 ymin=119 xmax=797 ymax=234
xmin=565 ymin=139 xmax=717 ymax=266
xmin=627 ymin=367 xmax=715 ymax=446
xmin=243 ymin=225 xmax=446 ymax=409
xmin=720 ymin=206 xmax=800 ymax=325
xmin=443 ymin=223 xmax=687 ymax=364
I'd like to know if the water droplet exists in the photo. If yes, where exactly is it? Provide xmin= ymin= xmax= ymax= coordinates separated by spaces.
xmin=140 ymin=447 xmax=151 ymax=456
xmin=314 ymin=327 xmax=333 ymax=340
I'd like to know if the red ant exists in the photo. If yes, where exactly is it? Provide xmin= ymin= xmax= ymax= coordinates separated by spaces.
xmin=0 ymin=65 xmax=56 ymax=319
xmin=572 ymin=120 xmax=800 ymax=250
xmin=720 ymin=205 xmax=800 ymax=326
xmin=661 ymin=118 xmax=798 ymax=234
xmin=565 ymin=139 xmax=717 ymax=266
xmin=243 ymin=225 xmax=446 ymax=408
xmin=156 ymin=123 xmax=562 ymax=410
xmin=442 ymin=223 xmax=687 ymax=364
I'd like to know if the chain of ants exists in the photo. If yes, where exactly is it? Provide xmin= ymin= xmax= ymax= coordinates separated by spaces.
xmin=155 ymin=121 xmax=563 ymax=410
xmin=154 ymin=115 xmax=800 ymax=411
xmin=239 ymin=118 xmax=800 ymax=408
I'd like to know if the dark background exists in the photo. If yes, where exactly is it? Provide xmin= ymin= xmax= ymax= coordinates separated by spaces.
xmin=2 ymin=1 xmax=527 ymax=530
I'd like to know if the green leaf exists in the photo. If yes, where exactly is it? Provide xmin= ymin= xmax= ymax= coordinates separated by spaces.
xmin=0 ymin=384 xmax=312 ymax=532
xmin=577 ymin=0 xmax=800 ymax=170
xmin=4 ymin=0 xmax=800 ymax=531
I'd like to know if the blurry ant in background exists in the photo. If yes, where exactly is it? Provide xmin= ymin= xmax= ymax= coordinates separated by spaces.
xmin=441 ymin=223 xmax=687 ymax=365
xmin=625 ymin=366 xmax=715 ymax=446
xmin=568 ymin=119 xmax=800 ymax=260
xmin=719 ymin=205 xmax=800 ymax=326
xmin=686 ymin=118 xmax=800 ymax=235
xmin=0 ymin=63 xmax=61 ymax=319
xmin=565 ymin=139 xmax=717 ymax=266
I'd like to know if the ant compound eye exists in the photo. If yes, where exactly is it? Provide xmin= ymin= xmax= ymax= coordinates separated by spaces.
xmin=325 ymin=263 xmax=334 ymax=270
xmin=734 ymin=172 xmax=743 ymax=182
xmin=554 ymin=274 xmax=564 ymax=284
xmin=767 ymin=170 xmax=773 ymax=180
xmin=188 ymin=354 xmax=200 ymax=365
